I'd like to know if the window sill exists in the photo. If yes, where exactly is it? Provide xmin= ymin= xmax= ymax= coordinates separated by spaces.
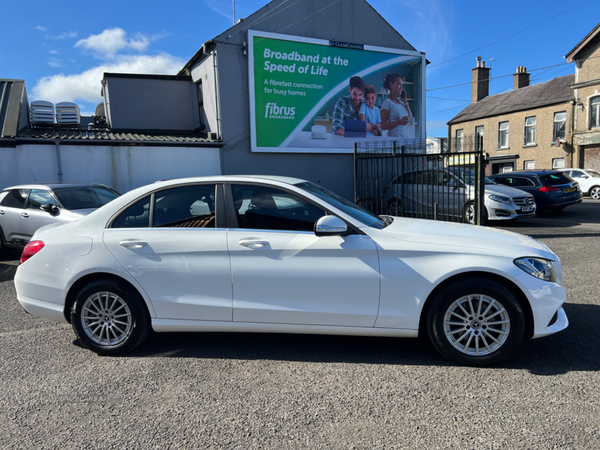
xmin=549 ymin=140 xmax=566 ymax=145
xmin=522 ymin=144 xmax=537 ymax=148
xmin=496 ymin=147 xmax=510 ymax=151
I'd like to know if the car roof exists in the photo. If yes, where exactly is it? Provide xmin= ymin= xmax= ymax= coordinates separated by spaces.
xmin=2 ymin=182 xmax=112 ymax=191
xmin=489 ymin=170 xmax=560 ymax=177
xmin=152 ymin=175 xmax=308 ymax=187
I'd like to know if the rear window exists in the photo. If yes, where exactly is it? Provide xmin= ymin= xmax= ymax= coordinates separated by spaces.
xmin=53 ymin=186 xmax=120 ymax=210
xmin=539 ymin=173 xmax=572 ymax=186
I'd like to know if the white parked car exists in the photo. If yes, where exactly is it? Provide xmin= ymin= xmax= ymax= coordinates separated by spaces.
xmin=557 ymin=168 xmax=600 ymax=199
xmin=15 ymin=176 xmax=568 ymax=366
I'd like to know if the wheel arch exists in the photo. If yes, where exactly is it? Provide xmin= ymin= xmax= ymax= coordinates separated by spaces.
xmin=418 ymin=271 xmax=534 ymax=340
xmin=63 ymin=272 xmax=151 ymax=323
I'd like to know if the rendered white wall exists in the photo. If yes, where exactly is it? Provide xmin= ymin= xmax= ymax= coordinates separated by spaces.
xmin=0 ymin=144 xmax=221 ymax=193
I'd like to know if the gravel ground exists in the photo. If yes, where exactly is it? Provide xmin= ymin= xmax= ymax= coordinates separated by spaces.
xmin=1 ymin=200 xmax=599 ymax=449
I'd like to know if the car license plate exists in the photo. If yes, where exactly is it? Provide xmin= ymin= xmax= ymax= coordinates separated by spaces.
xmin=563 ymin=186 xmax=576 ymax=193
xmin=522 ymin=206 xmax=533 ymax=212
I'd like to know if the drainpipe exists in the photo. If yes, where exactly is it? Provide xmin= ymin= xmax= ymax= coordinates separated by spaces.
xmin=569 ymin=99 xmax=576 ymax=168
xmin=54 ymin=140 xmax=63 ymax=183
xmin=213 ymin=50 xmax=222 ymax=140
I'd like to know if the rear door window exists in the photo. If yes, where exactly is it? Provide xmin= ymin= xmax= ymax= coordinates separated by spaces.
xmin=153 ymin=184 xmax=216 ymax=228
xmin=0 ymin=189 xmax=29 ymax=208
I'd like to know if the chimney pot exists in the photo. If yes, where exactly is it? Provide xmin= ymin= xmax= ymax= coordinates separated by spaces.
xmin=513 ymin=66 xmax=530 ymax=90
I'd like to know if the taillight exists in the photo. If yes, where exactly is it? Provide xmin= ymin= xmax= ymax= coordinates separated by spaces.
xmin=539 ymin=186 xmax=561 ymax=192
xmin=20 ymin=241 xmax=45 ymax=265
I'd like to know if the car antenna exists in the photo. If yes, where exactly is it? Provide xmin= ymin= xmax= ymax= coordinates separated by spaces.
xmin=29 ymin=168 xmax=38 ymax=182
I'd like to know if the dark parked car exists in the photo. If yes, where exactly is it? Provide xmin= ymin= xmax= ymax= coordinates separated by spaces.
xmin=0 ymin=183 xmax=120 ymax=253
xmin=489 ymin=170 xmax=582 ymax=213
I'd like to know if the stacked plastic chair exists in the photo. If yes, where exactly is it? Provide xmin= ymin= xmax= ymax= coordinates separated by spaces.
xmin=30 ymin=100 xmax=56 ymax=125
xmin=55 ymin=102 xmax=80 ymax=126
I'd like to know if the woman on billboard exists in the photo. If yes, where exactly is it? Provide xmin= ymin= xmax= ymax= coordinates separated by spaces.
xmin=380 ymin=73 xmax=413 ymax=138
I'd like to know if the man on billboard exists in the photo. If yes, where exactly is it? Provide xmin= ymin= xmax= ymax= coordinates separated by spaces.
xmin=332 ymin=76 xmax=367 ymax=136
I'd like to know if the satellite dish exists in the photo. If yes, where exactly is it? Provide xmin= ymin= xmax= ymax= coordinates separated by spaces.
xmin=552 ymin=136 xmax=561 ymax=148
xmin=95 ymin=102 xmax=105 ymax=117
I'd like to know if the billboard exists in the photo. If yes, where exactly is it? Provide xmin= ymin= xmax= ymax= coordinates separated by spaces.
xmin=248 ymin=30 xmax=425 ymax=153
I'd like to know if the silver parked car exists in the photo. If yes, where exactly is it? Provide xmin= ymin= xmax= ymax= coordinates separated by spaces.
xmin=386 ymin=168 xmax=536 ymax=224
xmin=0 ymin=183 xmax=120 ymax=253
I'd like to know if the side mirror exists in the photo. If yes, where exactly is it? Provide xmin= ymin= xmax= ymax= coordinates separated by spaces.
xmin=40 ymin=203 xmax=60 ymax=216
xmin=315 ymin=215 xmax=347 ymax=236
xmin=580 ymin=175 xmax=589 ymax=179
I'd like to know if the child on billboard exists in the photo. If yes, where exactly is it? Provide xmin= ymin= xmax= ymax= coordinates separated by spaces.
xmin=359 ymin=84 xmax=382 ymax=136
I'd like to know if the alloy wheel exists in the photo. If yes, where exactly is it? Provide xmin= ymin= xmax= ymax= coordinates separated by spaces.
xmin=80 ymin=291 xmax=133 ymax=346
xmin=443 ymin=294 xmax=510 ymax=356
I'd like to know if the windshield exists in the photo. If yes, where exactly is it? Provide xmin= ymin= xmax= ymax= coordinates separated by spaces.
xmin=294 ymin=182 xmax=387 ymax=229
xmin=53 ymin=186 xmax=120 ymax=210
xmin=449 ymin=167 xmax=495 ymax=185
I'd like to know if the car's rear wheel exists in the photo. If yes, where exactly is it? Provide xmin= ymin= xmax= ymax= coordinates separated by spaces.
xmin=590 ymin=186 xmax=600 ymax=200
xmin=426 ymin=278 xmax=525 ymax=366
xmin=71 ymin=279 xmax=150 ymax=355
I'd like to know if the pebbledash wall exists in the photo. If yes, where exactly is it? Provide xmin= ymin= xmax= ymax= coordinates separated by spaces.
xmin=180 ymin=0 xmax=423 ymax=199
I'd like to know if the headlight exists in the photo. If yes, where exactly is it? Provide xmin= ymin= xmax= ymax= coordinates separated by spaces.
xmin=488 ymin=194 xmax=512 ymax=205
xmin=514 ymin=257 xmax=556 ymax=282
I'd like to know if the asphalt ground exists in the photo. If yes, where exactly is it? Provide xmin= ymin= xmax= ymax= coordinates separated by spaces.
xmin=1 ymin=199 xmax=599 ymax=449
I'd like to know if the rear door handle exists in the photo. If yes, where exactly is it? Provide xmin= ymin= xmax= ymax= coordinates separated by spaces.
xmin=239 ymin=239 xmax=269 ymax=248
xmin=21 ymin=212 xmax=29 ymax=218
xmin=119 ymin=240 xmax=148 ymax=249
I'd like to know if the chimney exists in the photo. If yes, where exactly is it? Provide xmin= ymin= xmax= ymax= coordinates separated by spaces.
xmin=472 ymin=56 xmax=490 ymax=102
xmin=513 ymin=66 xmax=530 ymax=90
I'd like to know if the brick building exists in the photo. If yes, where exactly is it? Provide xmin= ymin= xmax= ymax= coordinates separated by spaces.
xmin=447 ymin=23 xmax=600 ymax=175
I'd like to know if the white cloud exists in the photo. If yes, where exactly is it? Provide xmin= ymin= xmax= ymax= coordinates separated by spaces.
xmin=75 ymin=28 xmax=150 ymax=59
xmin=203 ymin=0 xmax=232 ymax=20
xmin=35 ymin=25 xmax=47 ymax=32
xmin=47 ymin=31 xmax=78 ymax=40
xmin=31 ymin=53 xmax=185 ymax=103
xmin=48 ymin=49 xmax=59 ymax=55
xmin=47 ymin=58 xmax=64 ymax=68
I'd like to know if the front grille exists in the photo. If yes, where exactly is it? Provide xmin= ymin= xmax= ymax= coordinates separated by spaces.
xmin=513 ymin=197 xmax=534 ymax=206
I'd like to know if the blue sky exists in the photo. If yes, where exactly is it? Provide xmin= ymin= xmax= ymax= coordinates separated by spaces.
xmin=1 ymin=0 xmax=598 ymax=136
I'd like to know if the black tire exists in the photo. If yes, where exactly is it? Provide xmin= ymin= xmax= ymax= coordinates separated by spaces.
xmin=71 ymin=279 xmax=151 ymax=355
xmin=463 ymin=202 xmax=487 ymax=225
xmin=387 ymin=198 xmax=402 ymax=216
xmin=590 ymin=186 xmax=600 ymax=200
xmin=426 ymin=277 xmax=525 ymax=366
xmin=0 ymin=227 xmax=4 ymax=256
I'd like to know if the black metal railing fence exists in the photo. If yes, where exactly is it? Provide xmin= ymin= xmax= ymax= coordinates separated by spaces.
xmin=354 ymin=140 xmax=486 ymax=224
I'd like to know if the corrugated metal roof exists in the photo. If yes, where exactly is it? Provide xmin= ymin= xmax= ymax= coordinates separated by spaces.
xmin=16 ymin=126 xmax=218 ymax=145
xmin=448 ymin=75 xmax=574 ymax=125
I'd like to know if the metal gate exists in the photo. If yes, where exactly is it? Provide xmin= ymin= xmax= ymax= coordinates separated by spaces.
xmin=354 ymin=142 xmax=486 ymax=224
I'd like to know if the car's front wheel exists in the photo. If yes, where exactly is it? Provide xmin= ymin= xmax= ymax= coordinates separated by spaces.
xmin=463 ymin=202 xmax=487 ymax=225
xmin=71 ymin=279 xmax=151 ymax=355
xmin=387 ymin=198 xmax=402 ymax=216
xmin=426 ymin=278 xmax=525 ymax=366
xmin=590 ymin=186 xmax=600 ymax=200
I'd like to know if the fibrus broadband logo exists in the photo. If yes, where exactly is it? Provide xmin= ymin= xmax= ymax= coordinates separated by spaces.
xmin=265 ymin=103 xmax=296 ymax=119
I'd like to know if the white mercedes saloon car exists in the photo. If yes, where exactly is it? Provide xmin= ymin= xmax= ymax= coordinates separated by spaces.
xmin=14 ymin=176 xmax=568 ymax=366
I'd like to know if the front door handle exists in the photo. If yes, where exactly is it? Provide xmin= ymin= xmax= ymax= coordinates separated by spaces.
xmin=239 ymin=239 xmax=269 ymax=248
xmin=119 ymin=240 xmax=148 ymax=249
xmin=21 ymin=212 xmax=29 ymax=218
xmin=0 ymin=210 xmax=4 ymax=215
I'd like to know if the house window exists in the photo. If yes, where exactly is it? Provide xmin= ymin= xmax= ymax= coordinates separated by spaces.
xmin=524 ymin=160 xmax=535 ymax=170
xmin=455 ymin=129 xmax=464 ymax=152
xmin=552 ymin=158 xmax=565 ymax=169
xmin=553 ymin=112 xmax=566 ymax=141
xmin=498 ymin=122 xmax=509 ymax=149
xmin=524 ymin=117 xmax=536 ymax=145
xmin=591 ymin=97 xmax=600 ymax=129
xmin=475 ymin=125 xmax=484 ymax=151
